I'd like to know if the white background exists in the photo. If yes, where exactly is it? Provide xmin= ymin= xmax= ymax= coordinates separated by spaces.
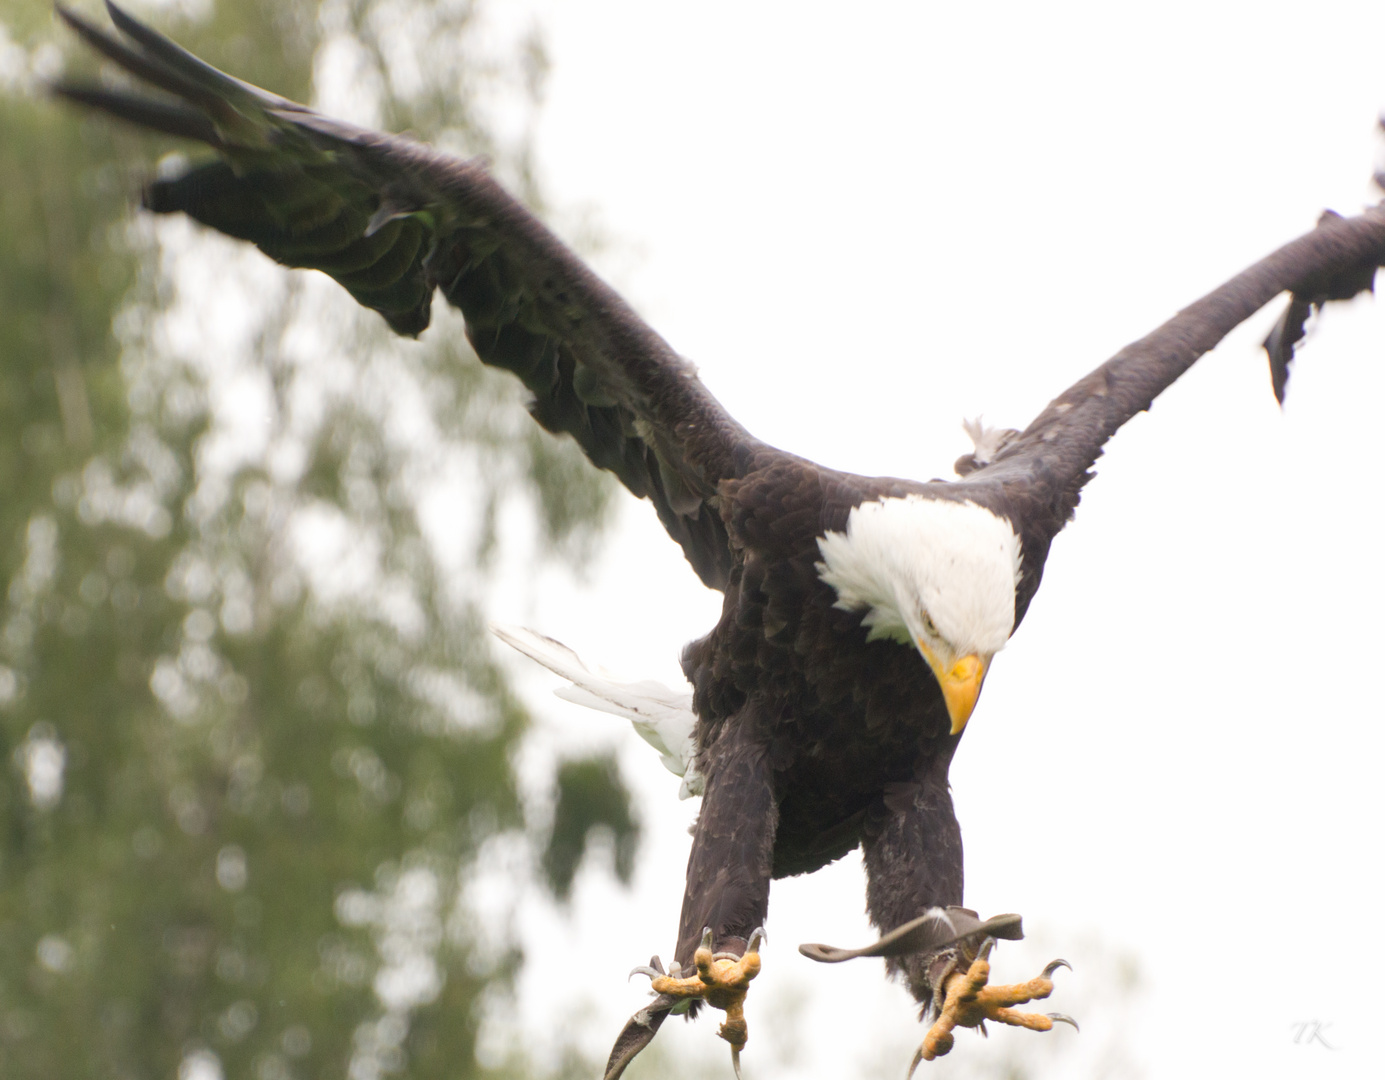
xmin=477 ymin=2 xmax=1385 ymax=1078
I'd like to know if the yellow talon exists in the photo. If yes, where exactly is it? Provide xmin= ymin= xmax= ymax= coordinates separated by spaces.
xmin=911 ymin=940 xmax=1075 ymax=1074
xmin=648 ymin=927 xmax=763 ymax=1068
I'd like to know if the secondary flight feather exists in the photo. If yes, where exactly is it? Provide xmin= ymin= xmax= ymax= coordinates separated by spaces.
xmin=53 ymin=4 xmax=1385 ymax=1076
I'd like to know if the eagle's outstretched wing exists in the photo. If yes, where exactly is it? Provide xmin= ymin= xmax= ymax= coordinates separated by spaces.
xmin=951 ymin=206 xmax=1385 ymax=618
xmin=54 ymin=0 xmax=762 ymax=589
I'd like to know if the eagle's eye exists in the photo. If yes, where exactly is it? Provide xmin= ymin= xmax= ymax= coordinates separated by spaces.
xmin=920 ymin=611 xmax=939 ymax=639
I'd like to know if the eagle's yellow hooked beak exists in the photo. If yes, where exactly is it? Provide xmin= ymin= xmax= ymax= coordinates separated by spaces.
xmin=917 ymin=642 xmax=988 ymax=734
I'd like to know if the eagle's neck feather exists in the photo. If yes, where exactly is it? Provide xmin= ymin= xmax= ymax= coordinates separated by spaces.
xmin=815 ymin=496 xmax=1021 ymax=656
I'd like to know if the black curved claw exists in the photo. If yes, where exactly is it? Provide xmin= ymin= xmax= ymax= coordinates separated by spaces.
xmin=730 ymin=1045 xmax=743 ymax=1080
xmin=906 ymin=1044 xmax=926 ymax=1080
xmin=627 ymin=954 xmax=666 ymax=982
xmin=713 ymin=926 xmax=767 ymax=962
xmin=1046 ymin=1012 xmax=1080 ymax=1032
xmin=1042 ymin=958 xmax=1071 ymax=979
xmin=974 ymin=936 xmax=997 ymax=962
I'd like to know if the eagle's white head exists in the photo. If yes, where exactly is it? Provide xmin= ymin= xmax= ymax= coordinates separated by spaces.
xmin=815 ymin=495 xmax=1022 ymax=734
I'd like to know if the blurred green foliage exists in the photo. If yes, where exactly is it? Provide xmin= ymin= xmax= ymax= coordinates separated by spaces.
xmin=542 ymin=756 xmax=638 ymax=903
xmin=0 ymin=1 xmax=631 ymax=1076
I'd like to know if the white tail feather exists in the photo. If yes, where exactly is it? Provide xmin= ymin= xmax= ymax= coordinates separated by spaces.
xmin=491 ymin=624 xmax=702 ymax=798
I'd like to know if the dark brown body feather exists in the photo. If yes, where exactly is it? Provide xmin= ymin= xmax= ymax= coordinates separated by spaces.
xmin=55 ymin=7 xmax=1385 ymax=1075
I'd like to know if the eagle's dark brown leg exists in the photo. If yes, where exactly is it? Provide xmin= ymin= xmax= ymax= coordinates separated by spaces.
xmin=608 ymin=713 xmax=777 ymax=1080
xmin=858 ymin=757 xmax=1075 ymax=1070
xmin=860 ymin=756 xmax=965 ymax=966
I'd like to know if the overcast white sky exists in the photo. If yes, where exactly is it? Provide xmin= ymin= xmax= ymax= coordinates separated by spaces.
xmin=476 ymin=2 xmax=1385 ymax=1079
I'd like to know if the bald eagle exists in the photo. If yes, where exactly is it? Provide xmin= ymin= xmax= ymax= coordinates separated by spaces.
xmin=55 ymin=4 xmax=1385 ymax=1075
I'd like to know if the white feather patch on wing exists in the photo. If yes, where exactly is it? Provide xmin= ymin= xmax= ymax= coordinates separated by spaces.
xmin=961 ymin=416 xmax=1019 ymax=466
xmin=491 ymin=625 xmax=702 ymax=798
